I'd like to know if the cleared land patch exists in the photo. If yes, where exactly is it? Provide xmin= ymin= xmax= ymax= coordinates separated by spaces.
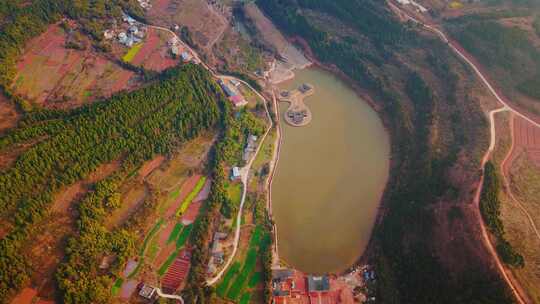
xmin=501 ymin=152 xmax=540 ymax=303
xmin=146 ymin=0 xmax=226 ymax=49
xmin=512 ymin=116 xmax=540 ymax=167
xmin=122 ymin=43 xmax=144 ymax=62
xmin=131 ymin=28 xmax=178 ymax=71
xmin=0 ymin=94 xmax=18 ymax=134
xmin=12 ymin=24 xmax=137 ymax=109
xmin=494 ymin=115 xmax=540 ymax=303
xmin=177 ymin=176 xmax=207 ymax=216
xmin=138 ymin=155 xmax=166 ymax=180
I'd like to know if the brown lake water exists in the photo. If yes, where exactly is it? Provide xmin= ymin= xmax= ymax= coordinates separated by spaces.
xmin=272 ymin=68 xmax=390 ymax=274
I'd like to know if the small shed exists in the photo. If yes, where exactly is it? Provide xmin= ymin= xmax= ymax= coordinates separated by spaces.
xmin=181 ymin=51 xmax=192 ymax=62
xmin=118 ymin=32 xmax=128 ymax=43
xmin=231 ymin=167 xmax=241 ymax=180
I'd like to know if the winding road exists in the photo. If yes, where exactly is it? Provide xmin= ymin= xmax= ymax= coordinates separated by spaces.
xmin=145 ymin=20 xmax=277 ymax=292
xmin=388 ymin=1 xmax=540 ymax=303
xmin=500 ymin=115 xmax=540 ymax=242
xmin=156 ymin=288 xmax=184 ymax=303
xmin=206 ymin=76 xmax=275 ymax=286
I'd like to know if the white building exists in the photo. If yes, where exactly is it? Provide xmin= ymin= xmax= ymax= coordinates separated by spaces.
xmin=118 ymin=32 xmax=128 ymax=44
xmin=231 ymin=167 xmax=241 ymax=180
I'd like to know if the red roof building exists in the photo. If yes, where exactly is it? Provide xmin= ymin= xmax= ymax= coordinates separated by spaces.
xmin=230 ymin=95 xmax=248 ymax=107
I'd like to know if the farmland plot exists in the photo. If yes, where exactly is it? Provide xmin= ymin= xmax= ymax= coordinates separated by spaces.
xmin=12 ymin=24 xmax=137 ymax=109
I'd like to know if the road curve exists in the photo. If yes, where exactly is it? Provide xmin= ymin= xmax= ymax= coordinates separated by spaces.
xmin=473 ymin=107 xmax=527 ymax=304
xmin=394 ymin=0 xmax=540 ymax=243
xmin=387 ymin=2 xmax=531 ymax=303
xmin=156 ymin=288 xmax=184 ymax=303
xmin=205 ymin=77 xmax=275 ymax=286
xmin=144 ymin=22 xmax=276 ymax=289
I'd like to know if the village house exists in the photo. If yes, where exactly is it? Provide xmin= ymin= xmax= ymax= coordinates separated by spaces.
xmin=218 ymin=79 xmax=248 ymax=107
xmin=181 ymin=51 xmax=192 ymax=62
xmin=103 ymin=29 xmax=114 ymax=40
xmin=231 ymin=166 xmax=241 ymax=180
xmin=171 ymin=45 xmax=180 ymax=57
xmin=138 ymin=284 xmax=156 ymax=300
xmin=307 ymin=276 xmax=330 ymax=293
xmin=243 ymin=135 xmax=258 ymax=161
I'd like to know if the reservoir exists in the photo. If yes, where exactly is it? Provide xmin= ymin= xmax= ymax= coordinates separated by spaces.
xmin=272 ymin=68 xmax=390 ymax=274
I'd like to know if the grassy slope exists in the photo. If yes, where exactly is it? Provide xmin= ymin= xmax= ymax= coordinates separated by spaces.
xmin=505 ymin=153 xmax=540 ymax=302
xmin=444 ymin=5 xmax=540 ymax=114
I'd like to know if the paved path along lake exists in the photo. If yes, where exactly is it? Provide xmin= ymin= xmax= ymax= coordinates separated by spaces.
xmin=272 ymin=68 xmax=390 ymax=274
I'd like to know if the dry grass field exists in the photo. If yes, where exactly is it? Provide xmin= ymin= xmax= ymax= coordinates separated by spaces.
xmin=491 ymin=113 xmax=540 ymax=303
xmin=501 ymin=152 xmax=540 ymax=303
xmin=146 ymin=0 xmax=226 ymax=49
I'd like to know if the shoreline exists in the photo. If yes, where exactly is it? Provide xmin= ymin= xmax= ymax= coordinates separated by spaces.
xmin=265 ymin=89 xmax=283 ymax=267
xmin=266 ymin=57 xmax=393 ymax=274
xmin=283 ymin=37 xmax=395 ymax=273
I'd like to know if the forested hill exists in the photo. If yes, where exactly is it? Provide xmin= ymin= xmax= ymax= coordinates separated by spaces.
xmin=257 ymin=0 xmax=514 ymax=303
xmin=0 ymin=64 xmax=223 ymax=299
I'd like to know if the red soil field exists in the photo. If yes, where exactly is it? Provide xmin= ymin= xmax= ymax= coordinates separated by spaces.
xmin=512 ymin=116 xmax=540 ymax=167
xmin=10 ymin=288 xmax=37 ymax=304
xmin=0 ymin=139 xmax=37 ymax=171
xmin=131 ymin=28 xmax=178 ymax=72
xmin=164 ymin=174 xmax=202 ymax=218
xmin=13 ymin=24 xmax=136 ymax=109
xmin=181 ymin=200 xmax=202 ymax=224
xmin=153 ymin=243 xmax=176 ymax=268
xmin=138 ymin=155 xmax=166 ymax=180
xmin=194 ymin=178 xmax=211 ymax=202
xmin=152 ymin=0 xmax=170 ymax=13
xmin=52 ymin=160 xmax=121 ymax=212
xmin=119 ymin=279 xmax=138 ymax=300
xmin=158 ymin=221 xmax=175 ymax=247
xmin=161 ymin=249 xmax=192 ymax=293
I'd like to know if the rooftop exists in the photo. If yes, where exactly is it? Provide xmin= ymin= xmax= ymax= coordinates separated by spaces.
xmin=273 ymin=268 xmax=294 ymax=281
xmin=138 ymin=284 xmax=156 ymax=299
xmin=307 ymin=276 xmax=330 ymax=292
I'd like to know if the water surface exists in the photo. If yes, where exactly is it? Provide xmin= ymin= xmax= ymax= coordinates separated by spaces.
xmin=273 ymin=68 xmax=390 ymax=274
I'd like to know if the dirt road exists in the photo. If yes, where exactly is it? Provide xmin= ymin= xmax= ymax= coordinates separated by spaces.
xmin=500 ymin=115 xmax=540 ymax=242
xmin=387 ymin=1 xmax=540 ymax=303
xmin=205 ymin=76 xmax=274 ymax=286
xmin=145 ymin=21 xmax=276 ymax=290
